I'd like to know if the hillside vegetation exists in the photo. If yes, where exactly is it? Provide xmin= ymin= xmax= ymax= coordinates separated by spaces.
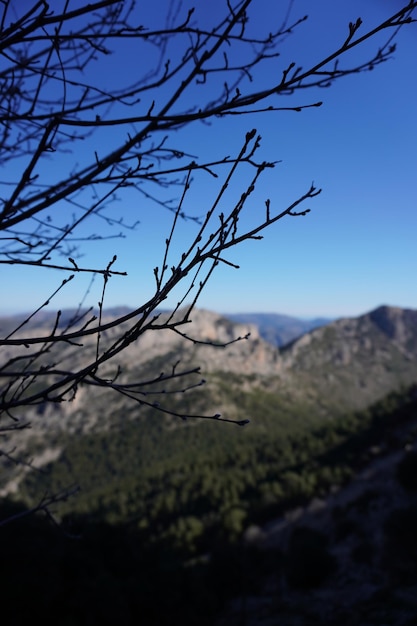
xmin=1 ymin=305 xmax=417 ymax=624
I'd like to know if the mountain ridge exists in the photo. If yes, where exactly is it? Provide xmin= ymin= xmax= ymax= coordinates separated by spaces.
xmin=0 ymin=306 xmax=330 ymax=347
xmin=225 ymin=311 xmax=333 ymax=346
xmin=1 ymin=304 xmax=416 ymax=437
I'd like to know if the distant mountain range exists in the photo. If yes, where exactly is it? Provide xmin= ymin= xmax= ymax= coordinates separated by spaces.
xmin=0 ymin=307 xmax=330 ymax=347
xmin=225 ymin=312 xmax=333 ymax=346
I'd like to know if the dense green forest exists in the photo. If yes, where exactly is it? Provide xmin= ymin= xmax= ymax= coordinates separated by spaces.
xmin=2 ymin=383 xmax=417 ymax=624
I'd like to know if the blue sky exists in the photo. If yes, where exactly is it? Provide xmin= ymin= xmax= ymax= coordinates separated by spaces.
xmin=2 ymin=0 xmax=417 ymax=318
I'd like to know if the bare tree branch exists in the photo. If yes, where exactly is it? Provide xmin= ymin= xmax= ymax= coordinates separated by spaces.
xmin=0 ymin=0 xmax=416 ymax=481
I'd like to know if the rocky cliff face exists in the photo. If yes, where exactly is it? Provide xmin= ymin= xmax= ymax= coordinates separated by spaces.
xmin=277 ymin=305 xmax=417 ymax=411
xmin=369 ymin=305 xmax=417 ymax=348
xmin=282 ymin=305 xmax=417 ymax=363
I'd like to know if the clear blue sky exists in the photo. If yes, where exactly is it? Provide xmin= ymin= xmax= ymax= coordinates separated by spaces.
xmin=3 ymin=0 xmax=417 ymax=318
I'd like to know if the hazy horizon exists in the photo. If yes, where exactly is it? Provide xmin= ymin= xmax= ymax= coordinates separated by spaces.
xmin=0 ymin=300 xmax=412 ymax=322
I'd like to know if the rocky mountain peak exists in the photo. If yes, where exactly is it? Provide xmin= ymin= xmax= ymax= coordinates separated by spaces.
xmin=368 ymin=305 xmax=417 ymax=345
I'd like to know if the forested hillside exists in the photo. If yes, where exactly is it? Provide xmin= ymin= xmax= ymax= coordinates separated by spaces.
xmin=2 ymin=384 xmax=417 ymax=625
